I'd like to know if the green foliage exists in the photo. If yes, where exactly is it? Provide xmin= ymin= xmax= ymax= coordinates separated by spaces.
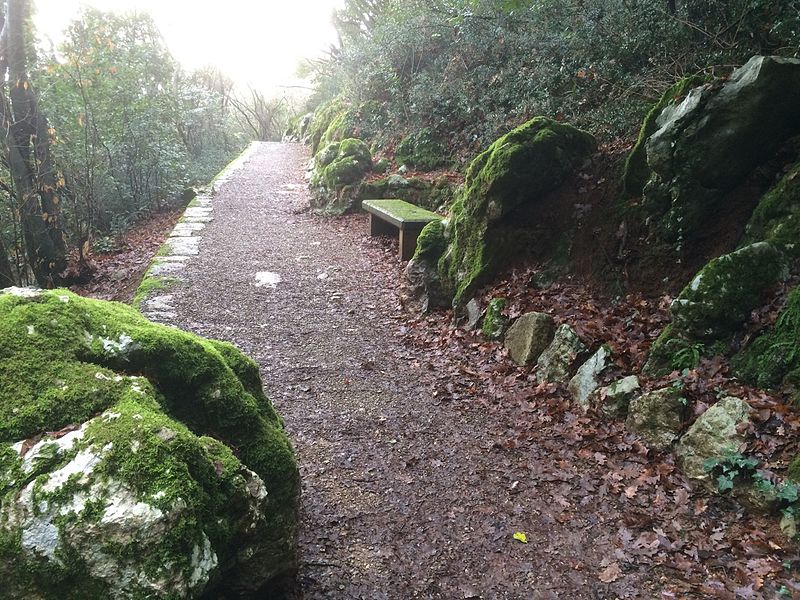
xmin=395 ymin=128 xmax=448 ymax=171
xmin=39 ymin=10 xmax=247 ymax=233
xmin=308 ymin=0 xmax=800 ymax=159
xmin=703 ymin=453 xmax=759 ymax=492
xmin=705 ymin=452 xmax=800 ymax=536
xmin=0 ymin=8 xmax=251 ymax=286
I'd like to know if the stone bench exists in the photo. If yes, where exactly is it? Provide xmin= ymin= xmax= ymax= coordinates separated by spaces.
xmin=362 ymin=199 xmax=442 ymax=261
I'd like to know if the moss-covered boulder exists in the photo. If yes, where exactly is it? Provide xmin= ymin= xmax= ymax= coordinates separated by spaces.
xmin=733 ymin=285 xmax=800 ymax=399
xmin=641 ymin=55 xmax=800 ymax=243
xmin=311 ymin=139 xmax=373 ymax=214
xmin=622 ymin=75 xmax=708 ymax=198
xmin=438 ymin=117 xmax=595 ymax=307
xmin=395 ymin=128 xmax=448 ymax=171
xmin=405 ymin=220 xmax=451 ymax=312
xmin=306 ymin=97 xmax=349 ymax=153
xmin=645 ymin=242 xmax=787 ymax=375
xmin=0 ymin=288 xmax=299 ymax=599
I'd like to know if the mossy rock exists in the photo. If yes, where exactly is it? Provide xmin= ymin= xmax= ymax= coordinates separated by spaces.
xmin=405 ymin=221 xmax=452 ymax=311
xmin=645 ymin=242 xmax=787 ymax=375
xmin=641 ymin=56 xmax=800 ymax=243
xmin=671 ymin=242 xmax=787 ymax=338
xmin=311 ymin=139 xmax=373 ymax=214
xmin=622 ymin=75 xmax=708 ymax=198
xmin=307 ymin=97 xmax=349 ymax=154
xmin=733 ymin=285 xmax=800 ymax=399
xmin=743 ymin=160 xmax=800 ymax=258
xmin=439 ymin=117 xmax=596 ymax=307
xmin=0 ymin=288 xmax=299 ymax=598
xmin=626 ymin=387 xmax=685 ymax=451
xmin=395 ymin=129 xmax=448 ymax=172
xmin=481 ymin=297 xmax=508 ymax=340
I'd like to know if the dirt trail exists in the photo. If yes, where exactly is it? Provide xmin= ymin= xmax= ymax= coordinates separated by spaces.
xmin=159 ymin=142 xmax=670 ymax=599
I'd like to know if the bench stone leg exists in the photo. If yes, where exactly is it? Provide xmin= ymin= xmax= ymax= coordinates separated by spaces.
xmin=399 ymin=228 xmax=422 ymax=261
xmin=370 ymin=214 xmax=396 ymax=237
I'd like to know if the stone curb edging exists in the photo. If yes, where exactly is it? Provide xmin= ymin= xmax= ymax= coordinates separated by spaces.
xmin=133 ymin=142 xmax=262 ymax=322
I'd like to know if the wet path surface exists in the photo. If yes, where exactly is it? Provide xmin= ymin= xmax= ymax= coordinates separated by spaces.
xmin=155 ymin=142 xmax=666 ymax=599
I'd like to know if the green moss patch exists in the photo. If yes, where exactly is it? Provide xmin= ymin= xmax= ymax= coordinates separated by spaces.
xmin=744 ymin=161 xmax=800 ymax=258
xmin=132 ymin=272 xmax=180 ymax=310
xmin=412 ymin=220 xmax=447 ymax=263
xmin=733 ymin=285 xmax=800 ymax=399
xmin=481 ymin=297 xmax=508 ymax=340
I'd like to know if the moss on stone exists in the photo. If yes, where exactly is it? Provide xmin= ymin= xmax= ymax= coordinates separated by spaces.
xmin=132 ymin=274 xmax=180 ymax=310
xmin=744 ymin=160 xmax=800 ymax=258
xmin=733 ymin=285 xmax=800 ymax=399
xmin=438 ymin=117 xmax=595 ymax=307
xmin=0 ymin=289 xmax=299 ymax=596
xmin=314 ymin=138 xmax=373 ymax=191
xmin=412 ymin=220 xmax=447 ymax=263
xmin=671 ymin=242 xmax=787 ymax=339
xmin=307 ymin=97 xmax=349 ymax=154
xmin=645 ymin=243 xmax=787 ymax=375
xmin=481 ymin=297 xmax=508 ymax=340
xmin=316 ymin=141 xmax=341 ymax=168
xmin=623 ymin=75 xmax=707 ymax=197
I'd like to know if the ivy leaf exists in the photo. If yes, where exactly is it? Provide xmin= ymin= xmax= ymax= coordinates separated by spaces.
xmin=717 ymin=474 xmax=734 ymax=492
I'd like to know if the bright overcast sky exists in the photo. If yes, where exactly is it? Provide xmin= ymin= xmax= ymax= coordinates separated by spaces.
xmin=34 ymin=0 xmax=345 ymax=93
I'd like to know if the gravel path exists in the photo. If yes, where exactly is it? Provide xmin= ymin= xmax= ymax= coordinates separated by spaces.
xmin=159 ymin=142 xmax=666 ymax=599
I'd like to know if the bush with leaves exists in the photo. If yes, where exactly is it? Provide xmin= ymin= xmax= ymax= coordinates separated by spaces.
xmin=304 ymin=0 xmax=800 ymax=159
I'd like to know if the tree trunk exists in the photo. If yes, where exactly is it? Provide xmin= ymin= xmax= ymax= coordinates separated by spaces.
xmin=0 ymin=0 xmax=67 ymax=287
xmin=0 ymin=234 xmax=13 ymax=287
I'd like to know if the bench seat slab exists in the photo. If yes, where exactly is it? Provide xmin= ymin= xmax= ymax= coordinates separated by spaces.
xmin=362 ymin=198 xmax=442 ymax=261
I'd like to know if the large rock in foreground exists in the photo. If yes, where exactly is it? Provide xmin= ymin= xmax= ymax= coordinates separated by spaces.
xmin=0 ymin=289 xmax=299 ymax=599
xmin=433 ymin=117 xmax=595 ymax=307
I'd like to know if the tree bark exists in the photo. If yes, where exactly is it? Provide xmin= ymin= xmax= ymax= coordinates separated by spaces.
xmin=0 ymin=234 xmax=13 ymax=287
xmin=0 ymin=0 xmax=67 ymax=287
